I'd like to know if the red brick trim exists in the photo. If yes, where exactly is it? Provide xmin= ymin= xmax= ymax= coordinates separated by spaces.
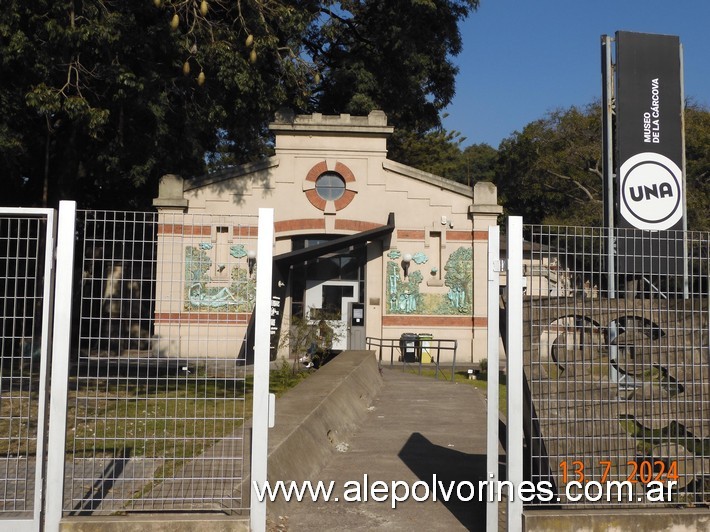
xmin=155 ymin=312 xmax=251 ymax=324
xmin=305 ymin=189 xmax=327 ymax=210
xmin=305 ymin=161 xmax=328 ymax=183
xmin=335 ymin=161 xmax=356 ymax=183
xmin=233 ymin=226 xmax=258 ymax=237
xmin=334 ymin=219 xmax=383 ymax=232
xmin=304 ymin=160 xmax=358 ymax=211
xmin=382 ymin=315 xmax=487 ymax=327
xmin=334 ymin=189 xmax=357 ymax=210
xmin=447 ymin=230 xmax=489 ymax=241
xmin=274 ymin=218 xmax=326 ymax=233
xmin=157 ymin=224 xmax=212 ymax=236
xmin=397 ymin=229 xmax=426 ymax=240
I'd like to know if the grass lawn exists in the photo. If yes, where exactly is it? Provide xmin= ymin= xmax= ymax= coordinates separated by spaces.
xmin=0 ymin=360 xmax=308 ymax=459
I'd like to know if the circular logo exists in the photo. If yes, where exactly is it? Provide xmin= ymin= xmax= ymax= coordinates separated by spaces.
xmin=619 ymin=152 xmax=683 ymax=231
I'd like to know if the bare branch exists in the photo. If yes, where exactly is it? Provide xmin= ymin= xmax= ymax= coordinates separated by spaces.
xmin=546 ymin=169 xmax=601 ymax=202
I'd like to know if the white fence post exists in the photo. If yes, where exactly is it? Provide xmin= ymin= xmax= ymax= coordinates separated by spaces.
xmin=486 ymin=225 xmax=500 ymax=532
xmin=250 ymin=208 xmax=274 ymax=532
xmin=506 ymin=216 xmax=524 ymax=532
xmin=44 ymin=201 xmax=77 ymax=532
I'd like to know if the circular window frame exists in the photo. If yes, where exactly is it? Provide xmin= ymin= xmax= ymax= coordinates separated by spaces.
xmin=304 ymin=161 xmax=358 ymax=212
xmin=315 ymin=171 xmax=346 ymax=202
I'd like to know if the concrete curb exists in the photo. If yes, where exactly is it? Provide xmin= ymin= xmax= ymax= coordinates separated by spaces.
xmin=259 ymin=350 xmax=383 ymax=517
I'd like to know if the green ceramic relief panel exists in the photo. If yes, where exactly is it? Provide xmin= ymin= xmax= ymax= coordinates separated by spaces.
xmin=184 ymin=246 xmax=255 ymax=312
xmin=387 ymin=261 xmax=423 ymax=313
xmin=443 ymin=246 xmax=473 ymax=314
xmin=386 ymin=246 xmax=472 ymax=315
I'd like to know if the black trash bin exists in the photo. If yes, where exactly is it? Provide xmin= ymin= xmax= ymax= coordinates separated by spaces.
xmin=400 ymin=333 xmax=418 ymax=362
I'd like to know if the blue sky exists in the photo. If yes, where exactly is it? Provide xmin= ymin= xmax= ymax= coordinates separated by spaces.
xmin=443 ymin=0 xmax=710 ymax=148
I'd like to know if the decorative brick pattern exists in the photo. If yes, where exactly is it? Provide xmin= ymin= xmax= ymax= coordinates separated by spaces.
xmin=274 ymin=218 xmax=326 ymax=233
xmin=304 ymin=160 xmax=358 ymax=211
xmin=334 ymin=161 xmax=356 ymax=183
xmin=334 ymin=219 xmax=383 ymax=232
xmin=305 ymin=189 xmax=327 ymax=210
xmin=447 ymin=230 xmax=489 ymax=241
xmin=305 ymin=160 xmax=328 ymax=182
xmin=382 ymin=315 xmax=487 ymax=327
xmin=155 ymin=312 xmax=251 ymax=324
xmin=334 ymin=189 xmax=357 ymax=210
xmin=157 ymin=224 xmax=212 ymax=236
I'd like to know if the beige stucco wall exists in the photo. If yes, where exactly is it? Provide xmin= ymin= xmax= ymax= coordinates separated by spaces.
xmin=154 ymin=111 xmax=502 ymax=364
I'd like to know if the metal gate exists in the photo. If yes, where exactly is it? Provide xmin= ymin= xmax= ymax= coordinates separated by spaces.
xmin=0 ymin=208 xmax=56 ymax=532
xmin=2 ymin=203 xmax=274 ymax=532
xmin=490 ymin=218 xmax=710 ymax=530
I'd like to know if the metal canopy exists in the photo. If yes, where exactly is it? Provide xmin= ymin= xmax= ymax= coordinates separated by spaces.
xmin=273 ymin=212 xmax=395 ymax=267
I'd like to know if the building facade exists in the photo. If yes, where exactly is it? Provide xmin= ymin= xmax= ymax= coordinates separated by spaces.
xmin=153 ymin=110 xmax=502 ymax=364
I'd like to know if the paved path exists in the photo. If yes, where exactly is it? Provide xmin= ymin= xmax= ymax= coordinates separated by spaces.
xmin=276 ymin=368 xmax=492 ymax=531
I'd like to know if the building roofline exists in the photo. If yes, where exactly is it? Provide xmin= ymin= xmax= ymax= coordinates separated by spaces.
xmin=269 ymin=109 xmax=394 ymax=136
xmin=184 ymin=157 xmax=280 ymax=191
xmin=382 ymin=159 xmax=473 ymax=197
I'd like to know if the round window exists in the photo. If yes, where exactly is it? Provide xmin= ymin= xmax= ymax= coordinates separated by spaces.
xmin=315 ymin=172 xmax=346 ymax=201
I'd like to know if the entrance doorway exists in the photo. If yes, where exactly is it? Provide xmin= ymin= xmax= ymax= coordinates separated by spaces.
xmin=304 ymin=280 xmax=359 ymax=350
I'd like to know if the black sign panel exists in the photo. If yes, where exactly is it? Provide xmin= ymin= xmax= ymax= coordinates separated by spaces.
xmin=615 ymin=31 xmax=684 ymax=275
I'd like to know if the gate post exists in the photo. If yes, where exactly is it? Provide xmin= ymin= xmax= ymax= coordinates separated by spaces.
xmin=486 ymin=225 xmax=500 ymax=531
xmin=250 ymin=208 xmax=274 ymax=532
xmin=44 ymin=201 xmax=76 ymax=532
xmin=506 ymin=217 xmax=524 ymax=532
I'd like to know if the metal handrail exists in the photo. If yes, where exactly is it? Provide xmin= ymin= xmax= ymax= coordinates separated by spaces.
xmin=365 ymin=337 xmax=458 ymax=381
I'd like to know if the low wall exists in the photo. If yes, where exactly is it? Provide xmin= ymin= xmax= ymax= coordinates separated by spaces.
xmin=261 ymin=350 xmax=383 ymax=516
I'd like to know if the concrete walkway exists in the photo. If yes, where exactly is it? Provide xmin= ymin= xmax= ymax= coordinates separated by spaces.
xmin=275 ymin=367 xmax=490 ymax=531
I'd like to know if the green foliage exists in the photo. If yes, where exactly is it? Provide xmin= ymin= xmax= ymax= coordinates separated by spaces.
xmin=311 ymin=1 xmax=479 ymax=134
xmin=495 ymin=102 xmax=604 ymax=226
xmin=0 ymin=0 xmax=479 ymax=209
xmin=684 ymin=102 xmax=710 ymax=231
xmin=270 ymin=358 xmax=308 ymax=394
xmin=280 ymin=310 xmax=344 ymax=360
xmin=494 ymin=100 xmax=710 ymax=229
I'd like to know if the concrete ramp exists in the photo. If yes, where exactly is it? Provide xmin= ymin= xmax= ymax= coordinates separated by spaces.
xmin=278 ymin=367 xmax=489 ymax=531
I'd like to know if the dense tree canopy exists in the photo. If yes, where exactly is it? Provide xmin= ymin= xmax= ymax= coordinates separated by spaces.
xmin=494 ymin=102 xmax=604 ymax=226
xmin=0 ymin=0 xmax=478 ymax=209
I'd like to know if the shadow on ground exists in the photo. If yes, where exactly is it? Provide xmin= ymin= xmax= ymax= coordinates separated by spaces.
xmin=398 ymin=432 xmax=487 ymax=530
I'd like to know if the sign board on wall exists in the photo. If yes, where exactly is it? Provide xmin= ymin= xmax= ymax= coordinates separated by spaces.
xmin=615 ymin=31 xmax=685 ymax=275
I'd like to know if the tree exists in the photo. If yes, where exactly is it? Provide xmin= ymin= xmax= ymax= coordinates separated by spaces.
xmin=494 ymin=100 xmax=710 ymax=230
xmin=309 ymin=0 xmax=479 ymax=134
xmin=495 ymin=102 xmax=604 ymax=226
xmin=388 ymin=128 xmax=466 ymax=179
xmin=684 ymin=102 xmax=710 ymax=231
xmin=0 ymin=0 xmax=479 ymax=209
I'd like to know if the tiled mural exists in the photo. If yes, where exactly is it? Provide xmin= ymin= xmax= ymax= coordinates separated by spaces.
xmin=386 ymin=246 xmax=472 ymax=315
xmin=184 ymin=244 xmax=255 ymax=312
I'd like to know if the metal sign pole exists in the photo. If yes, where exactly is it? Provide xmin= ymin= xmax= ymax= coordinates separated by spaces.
xmin=601 ymin=34 xmax=616 ymax=298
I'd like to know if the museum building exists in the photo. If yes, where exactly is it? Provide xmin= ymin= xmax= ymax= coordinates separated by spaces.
xmin=152 ymin=110 xmax=502 ymax=364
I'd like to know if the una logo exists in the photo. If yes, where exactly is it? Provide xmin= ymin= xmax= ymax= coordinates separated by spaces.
xmin=620 ymin=152 xmax=683 ymax=231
